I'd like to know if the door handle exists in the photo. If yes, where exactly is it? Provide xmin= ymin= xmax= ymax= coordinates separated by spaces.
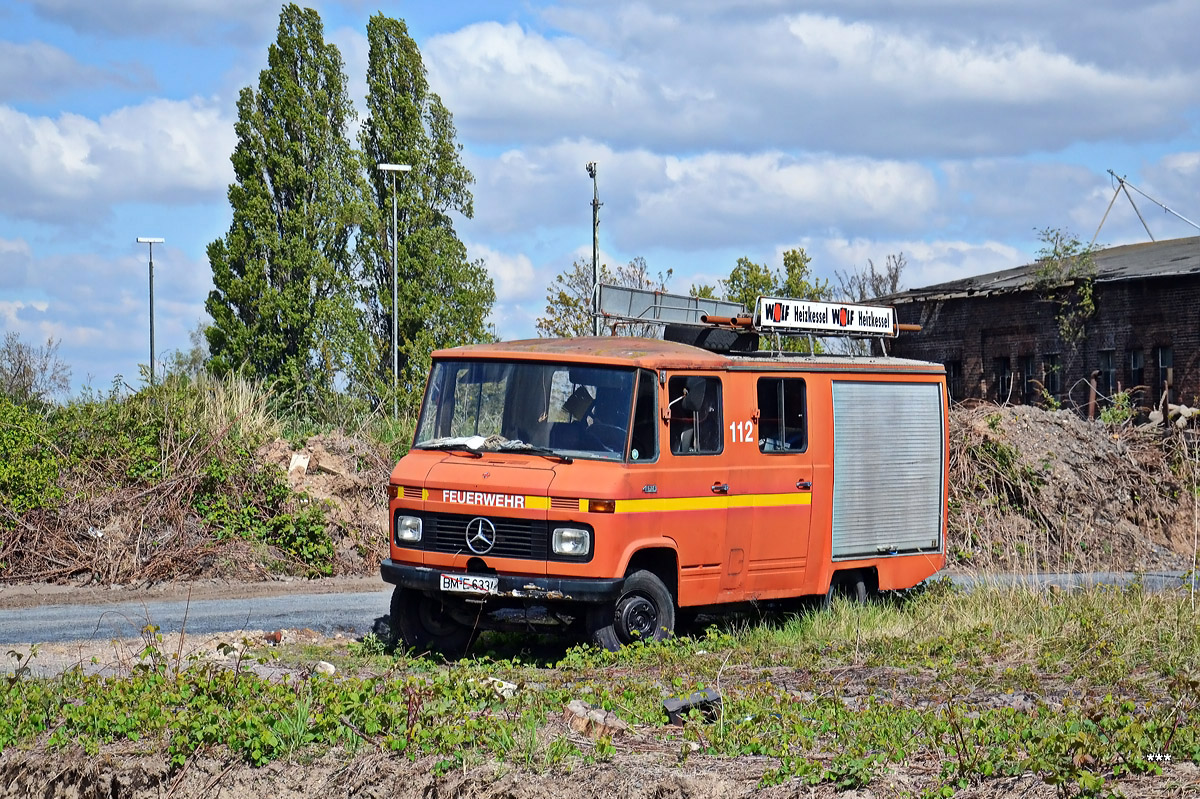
xmin=796 ymin=480 xmax=812 ymax=490
xmin=711 ymin=482 xmax=729 ymax=494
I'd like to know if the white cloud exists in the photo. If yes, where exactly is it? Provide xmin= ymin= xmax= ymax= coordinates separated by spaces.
xmin=0 ymin=237 xmax=33 ymax=289
xmin=0 ymin=41 xmax=154 ymax=101
xmin=0 ymin=244 xmax=211 ymax=390
xmin=18 ymin=0 xmax=279 ymax=44
xmin=0 ymin=98 xmax=235 ymax=223
xmin=468 ymin=140 xmax=939 ymax=252
xmin=818 ymin=236 xmax=1023 ymax=290
xmin=782 ymin=14 xmax=1179 ymax=104
xmin=1138 ymin=152 xmax=1200 ymax=240
xmin=426 ymin=10 xmax=1197 ymax=157
xmin=467 ymin=241 xmax=539 ymax=302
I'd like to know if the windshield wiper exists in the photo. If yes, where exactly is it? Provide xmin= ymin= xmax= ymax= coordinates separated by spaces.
xmin=503 ymin=443 xmax=573 ymax=464
xmin=414 ymin=436 xmax=573 ymax=463
xmin=413 ymin=442 xmax=483 ymax=458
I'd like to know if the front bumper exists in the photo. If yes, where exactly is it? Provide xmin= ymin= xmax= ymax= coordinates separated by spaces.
xmin=380 ymin=559 xmax=624 ymax=603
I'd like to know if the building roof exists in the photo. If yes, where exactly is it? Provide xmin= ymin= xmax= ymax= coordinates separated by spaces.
xmin=887 ymin=235 xmax=1200 ymax=304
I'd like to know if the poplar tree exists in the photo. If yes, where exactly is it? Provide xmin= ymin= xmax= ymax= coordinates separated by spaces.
xmin=358 ymin=14 xmax=493 ymax=410
xmin=206 ymin=4 xmax=365 ymax=401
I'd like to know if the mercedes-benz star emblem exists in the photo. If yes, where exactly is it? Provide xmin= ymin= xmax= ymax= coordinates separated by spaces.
xmin=465 ymin=517 xmax=497 ymax=555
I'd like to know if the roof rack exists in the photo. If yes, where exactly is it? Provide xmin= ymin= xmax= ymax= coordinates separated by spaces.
xmin=597 ymin=284 xmax=745 ymax=327
xmin=595 ymin=284 xmax=918 ymax=353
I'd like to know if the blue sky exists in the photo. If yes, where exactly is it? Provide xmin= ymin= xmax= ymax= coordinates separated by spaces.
xmin=2 ymin=0 xmax=1199 ymax=394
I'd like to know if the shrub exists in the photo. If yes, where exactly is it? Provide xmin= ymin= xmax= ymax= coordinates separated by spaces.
xmin=0 ymin=396 xmax=63 ymax=522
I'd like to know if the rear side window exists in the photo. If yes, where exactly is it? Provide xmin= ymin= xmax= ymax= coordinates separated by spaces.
xmin=669 ymin=375 xmax=722 ymax=455
xmin=757 ymin=377 xmax=807 ymax=452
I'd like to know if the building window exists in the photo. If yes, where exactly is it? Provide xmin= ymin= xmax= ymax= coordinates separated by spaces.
xmin=1097 ymin=350 xmax=1115 ymax=398
xmin=1018 ymin=355 xmax=1036 ymax=403
xmin=1154 ymin=346 xmax=1173 ymax=405
xmin=1044 ymin=354 xmax=1062 ymax=398
xmin=1128 ymin=349 xmax=1144 ymax=390
xmin=944 ymin=360 xmax=963 ymax=402
xmin=993 ymin=357 xmax=1012 ymax=402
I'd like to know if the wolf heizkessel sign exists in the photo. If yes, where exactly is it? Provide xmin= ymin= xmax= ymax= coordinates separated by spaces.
xmin=755 ymin=296 xmax=898 ymax=338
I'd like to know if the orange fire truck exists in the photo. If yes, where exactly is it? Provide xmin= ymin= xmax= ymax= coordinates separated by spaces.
xmin=382 ymin=291 xmax=947 ymax=653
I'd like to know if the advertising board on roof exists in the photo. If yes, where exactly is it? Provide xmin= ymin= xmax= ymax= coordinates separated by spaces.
xmin=755 ymin=296 xmax=897 ymax=338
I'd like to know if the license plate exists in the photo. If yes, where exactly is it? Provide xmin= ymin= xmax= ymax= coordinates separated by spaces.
xmin=440 ymin=573 xmax=498 ymax=595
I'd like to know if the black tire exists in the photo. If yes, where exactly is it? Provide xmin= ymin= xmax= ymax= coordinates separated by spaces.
xmin=823 ymin=572 xmax=869 ymax=609
xmin=389 ymin=586 xmax=475 ymax=657
xmin=588 ymin=570 xmax=676 ymax=651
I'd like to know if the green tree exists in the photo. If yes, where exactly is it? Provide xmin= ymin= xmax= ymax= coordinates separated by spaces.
xmin=536 ymin=256 xmax=670 ymax=338
xmin=164 ymin=321 xmax=211 ymax=379
xmin=358 ymin=13 xmax=494 ymax=411
xmin=205 ymin=4 xmax=366 ymax=403
xmin=719 ymin=248 xmax=831 ymax=352
xmin=1032 ymin=227 xmax=1096 ymax=349
xmin=722 ymin=248 xmax=830 ymax=310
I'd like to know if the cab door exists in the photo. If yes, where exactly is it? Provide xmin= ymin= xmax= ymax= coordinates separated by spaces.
xmin=659 ymin=374 xmax=738 ymax=604
xmin=743 ymin=376 xmax=814 ymax=597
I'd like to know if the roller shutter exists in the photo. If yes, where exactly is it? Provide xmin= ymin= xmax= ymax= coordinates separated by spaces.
xmin=831 ymin=381 xmax=945 ymax=559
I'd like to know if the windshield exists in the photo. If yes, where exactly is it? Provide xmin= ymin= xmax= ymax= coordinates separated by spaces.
xmin=414 ymin=360 xmax=637 ymax=462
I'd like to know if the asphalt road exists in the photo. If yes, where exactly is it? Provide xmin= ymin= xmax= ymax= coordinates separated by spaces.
xmin=0 ymin=585 xmax=394 ymax=645
xmin=0 ymin=571 xmax=1191 ymax=645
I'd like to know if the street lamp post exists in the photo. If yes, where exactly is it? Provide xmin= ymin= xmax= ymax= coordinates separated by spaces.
xmin=377 ymin=163 xmax=412 ymax=418
xmin=136 ymin=237 xmax=164 ymax=385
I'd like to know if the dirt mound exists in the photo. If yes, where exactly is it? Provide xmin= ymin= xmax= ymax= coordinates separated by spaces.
xmin=255 ymin=433 xmax=392 ymax=575
xmin=947 ymin=404 xmax=1197 ymax=572
xmin=1 ymin=744 xmax=1195 ymax=798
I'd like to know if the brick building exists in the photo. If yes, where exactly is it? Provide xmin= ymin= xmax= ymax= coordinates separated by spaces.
xmin=886 ymin=236 xmax=1200 ymax=410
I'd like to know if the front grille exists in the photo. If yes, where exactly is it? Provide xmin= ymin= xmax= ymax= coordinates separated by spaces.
xmin=550 ymin=497 xmax=579 ymax=511
xmin=418 ymin=512 xmax=549 ymax=561
xmin=403 ymin=486 xmax=422 ymax=499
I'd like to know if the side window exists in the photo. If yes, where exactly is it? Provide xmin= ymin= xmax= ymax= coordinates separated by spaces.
xmin=668 ymin=375 xmax=722 ymax=455
xmin=757 ymin=378 xmax=807 ymax=453
xmin=629 ymin=370 xmax=658 ymax=462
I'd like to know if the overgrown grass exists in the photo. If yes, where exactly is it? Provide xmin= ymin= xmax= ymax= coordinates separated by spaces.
xmin=0 ymin=373 xmax=348 ymax=581
xmin=3 ymin=584 xmax=1197 ymax=796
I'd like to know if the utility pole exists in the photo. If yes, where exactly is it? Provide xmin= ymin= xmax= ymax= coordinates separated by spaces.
xmin=586 ymin=162 xmax=601 ymax=336
xmin=136 ymin=237 xmax=163 ymax=385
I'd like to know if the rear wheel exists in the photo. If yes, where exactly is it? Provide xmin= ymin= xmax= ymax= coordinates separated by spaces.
xmin=823 ymin=572 xmax=870 ymax=608
xmin=389 ymin=586 xmax=475 ymax=657
xmin=588 ymin=570 xmax=676 ymax=651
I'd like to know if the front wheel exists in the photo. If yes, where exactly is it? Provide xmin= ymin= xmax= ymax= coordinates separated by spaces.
xmin=389 ymin=586 xmax=475 ymax=657
xmin=587 ymin=570 xmax=676 ymax=651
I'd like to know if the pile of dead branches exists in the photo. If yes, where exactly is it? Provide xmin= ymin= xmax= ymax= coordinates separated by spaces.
xmin=947 ymin=404 xmax=1197 ymax=573
xmin=1 ymin=377 xmax=394 ymax=586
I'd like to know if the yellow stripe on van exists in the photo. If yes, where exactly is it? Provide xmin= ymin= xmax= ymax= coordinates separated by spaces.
xmin=524 ymin=495 xmax=551 ymax=510
xmin=613 ymin=492 xmax=812 ymax=513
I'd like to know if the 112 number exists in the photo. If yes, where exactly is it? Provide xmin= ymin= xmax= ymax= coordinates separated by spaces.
xmin=729 ymin=420 xmax=755 ymax=443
